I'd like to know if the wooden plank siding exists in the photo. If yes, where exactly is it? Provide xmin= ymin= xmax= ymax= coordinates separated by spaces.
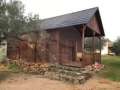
xmin=7 ymin=26 xmax=101 ymax=67
xmin=87 ymin=16 xmax=101 ymax=34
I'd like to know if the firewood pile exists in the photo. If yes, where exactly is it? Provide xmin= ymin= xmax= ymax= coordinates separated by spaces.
xmin=8 ymin=60 xmax=49 ymax=74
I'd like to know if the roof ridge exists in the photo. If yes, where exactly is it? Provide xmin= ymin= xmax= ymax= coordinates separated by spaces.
xmin=40 ymin=7 xmax=99 ymax=30
xmin=41 ymin=7 xmax=98 ymax=21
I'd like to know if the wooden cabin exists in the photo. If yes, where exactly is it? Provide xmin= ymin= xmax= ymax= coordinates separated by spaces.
xmin=7 ymin=7 xmax=105 ymax=67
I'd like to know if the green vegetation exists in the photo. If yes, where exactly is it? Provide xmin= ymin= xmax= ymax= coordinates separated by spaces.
xmin=112 ymin=38 xmax=120 ymax=55
xmin=0 ymin=0 xmax=42 ymax=43
xmin=97 ymin=55 xmax=120 ymax=81
xmin=0 ymin=48 xmax=6 ymax=62
xmin=7 ymin=63 xmax=21 ymax=73
xmin=0 ymin=49 xmax=5 ymax=62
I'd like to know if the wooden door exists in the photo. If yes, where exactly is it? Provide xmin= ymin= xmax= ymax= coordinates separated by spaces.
xmin=60 ymin=43 xmax=75 ymax=64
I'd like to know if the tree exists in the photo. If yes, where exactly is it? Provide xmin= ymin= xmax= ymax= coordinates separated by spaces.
xmin=112 ymin=37 xmax=120 ymax=55
xmin=0 ymin=0 xmax=27 ymax=42
xmin=85 ymin=37 xmax=107 ymax=52
xmin=6 ymin=0 xmax=27 ymax=35
xmin=0 ymin=0 xmax=7 ymax=42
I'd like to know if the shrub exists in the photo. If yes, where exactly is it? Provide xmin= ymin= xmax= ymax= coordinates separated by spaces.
xmin=7 ymin=63 xmax=21 ymax=72
xmin=112 ymin=38 xmax=120 ymax=55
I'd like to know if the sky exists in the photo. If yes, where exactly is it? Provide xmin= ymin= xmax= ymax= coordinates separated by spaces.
xmin=20 ymin=0 xmax=120 ymax=41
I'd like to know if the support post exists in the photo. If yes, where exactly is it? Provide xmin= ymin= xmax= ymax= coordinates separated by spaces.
xmin=99 ymin=36 xmax=102 ymax=64
xmin=75 ymin=40 xmax=77 ymax=61
xmin=92 ymin=31 xmax=95 ymax=64
xmin=82 ymin=25 xmax=86 ymax=59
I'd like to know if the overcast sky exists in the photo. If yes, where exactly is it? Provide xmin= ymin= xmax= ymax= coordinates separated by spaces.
xmin=20 ymin=0 xmax=120 ymax=41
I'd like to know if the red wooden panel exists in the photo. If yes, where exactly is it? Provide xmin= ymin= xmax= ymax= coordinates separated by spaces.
xmin=87 ymin=16 xmax=101 ymax=34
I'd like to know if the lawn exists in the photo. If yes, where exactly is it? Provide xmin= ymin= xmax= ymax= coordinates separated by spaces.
xmin=97 ymin=55 xmax=120 ymax=81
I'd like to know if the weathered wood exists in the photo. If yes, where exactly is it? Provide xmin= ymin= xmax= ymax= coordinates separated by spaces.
xmin=75 ymin=40 xmax=77 ymax=61
xmin=56 ymin=31 xmax=60 ymax=64
xmin=82 ymin=25 xmax=86 ymax=56
xmin=87 ymin=16 xmax=101 ymax=34
xmin=92 ymin=31 xmax=96 ymax=64
xmin=82 ymin=53 xmax=93 ymax=66
xmin=7 ymin=26 xmax=102 ymax=67
xmin=99 ymin=36 xmax=102 ymax=63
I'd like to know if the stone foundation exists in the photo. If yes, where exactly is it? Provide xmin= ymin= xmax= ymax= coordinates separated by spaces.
xmin=8 ymin=60 xmax=91 ymax=84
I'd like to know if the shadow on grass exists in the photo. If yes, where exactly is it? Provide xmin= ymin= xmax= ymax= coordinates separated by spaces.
xmin=0 ymin=71 xmax=12 ymax=83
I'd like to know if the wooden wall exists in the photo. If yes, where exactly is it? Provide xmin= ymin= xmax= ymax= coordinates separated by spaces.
xmin=53 ymin=27 xmax=84 ymax=67
xmin=7 ymin=23 xmax=101 ymax=67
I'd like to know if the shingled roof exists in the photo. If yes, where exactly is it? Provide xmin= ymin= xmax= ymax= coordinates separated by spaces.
xmin=40 ymin=7 xmax=98 ymax=30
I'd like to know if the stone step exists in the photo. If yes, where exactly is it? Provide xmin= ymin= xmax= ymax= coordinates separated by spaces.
xmin=59 ymin=74 xmax=86 ymax=84
xmin=45 ymin=71 xmax=87 ymax=84
xmin=45 ymin=64 xmax=91 ymax=84
xmin=49 ymin=65 xmax=90 ymax=76
xmin=49 ymin=64 xmax=86 ymax=73
xmin=56 ymin=69 xmax=84 ymax=77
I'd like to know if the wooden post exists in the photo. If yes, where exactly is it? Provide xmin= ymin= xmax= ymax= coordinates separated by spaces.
xmin=82 ymin=26 xmax=86 ymax=53
xmin=82 ymin=25 xmax=86 ymax=59
xmin=99 ymin=36 xmax=101 ymax=63
xmin=75 ymin=40 xmax=77 ymax=61
xmin=92 ymin=31 xmax=95 ymax=64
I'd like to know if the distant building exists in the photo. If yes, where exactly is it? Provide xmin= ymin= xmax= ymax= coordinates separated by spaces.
xmin=101 ymin=39 xmax=113 ymax=55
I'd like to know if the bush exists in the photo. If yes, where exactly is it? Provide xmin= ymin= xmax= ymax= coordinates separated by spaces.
xmin=112 ymin=38 xmax=120 ymax=55
xmin=7 ymin=63 xmax=21 ymax=72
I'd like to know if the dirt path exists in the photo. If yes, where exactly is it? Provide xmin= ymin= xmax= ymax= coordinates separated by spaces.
xmin=0 ymin=73 xmax=120 ymax=90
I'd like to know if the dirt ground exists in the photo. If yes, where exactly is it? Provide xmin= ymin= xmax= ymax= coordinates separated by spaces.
xmin=0 ymin=73 xmax=120 ymax=90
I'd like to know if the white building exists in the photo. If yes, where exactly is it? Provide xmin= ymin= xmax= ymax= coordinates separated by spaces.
xmin=101 ymin=40 xmax=113 ymax=55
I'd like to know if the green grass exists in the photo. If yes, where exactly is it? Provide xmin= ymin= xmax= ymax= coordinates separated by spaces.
xmin=97 ymin=55 xmax=120 ymax=81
